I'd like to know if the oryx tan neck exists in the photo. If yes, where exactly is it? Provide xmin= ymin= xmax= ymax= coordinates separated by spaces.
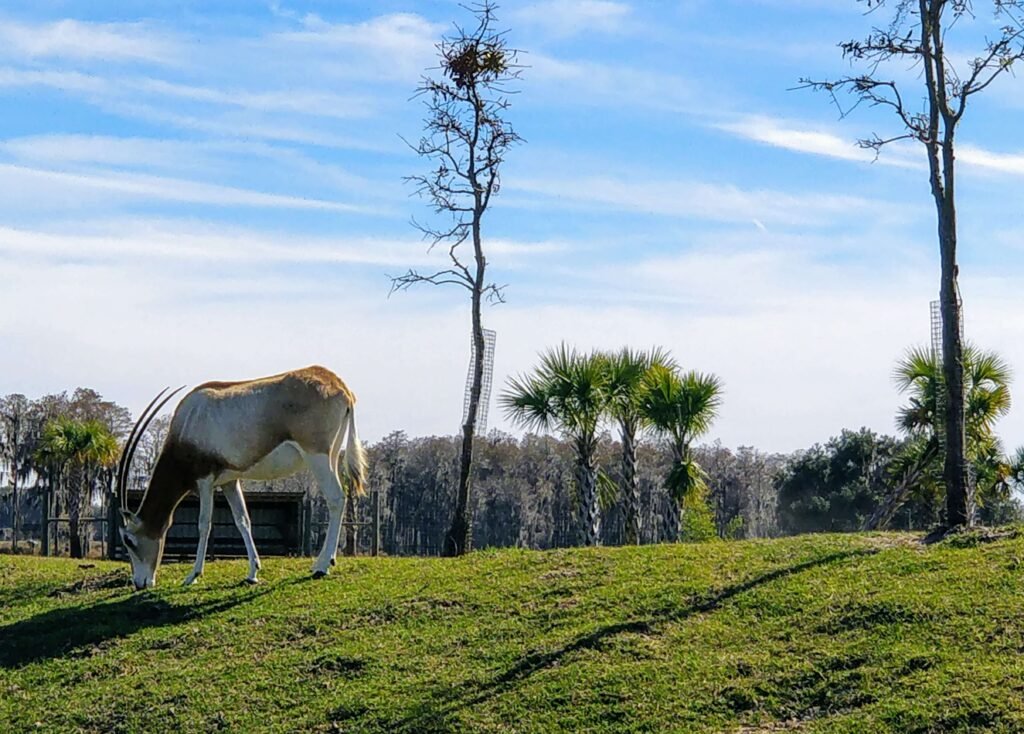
xmin=135 ymin=442 xmax=215 ymax=534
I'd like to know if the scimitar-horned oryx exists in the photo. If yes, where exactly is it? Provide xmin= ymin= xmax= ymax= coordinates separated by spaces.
xmin=117 ymin=366 xmax=367 ymax=590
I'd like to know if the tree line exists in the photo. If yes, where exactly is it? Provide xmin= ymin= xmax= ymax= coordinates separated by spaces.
xmin=3 ymin=339 xmax=1021 ymax=557
xmin=0 ymin=389 xmax=129 ymax=556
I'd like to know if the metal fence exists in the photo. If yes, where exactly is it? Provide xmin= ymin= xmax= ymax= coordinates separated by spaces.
xmin=0 ymin=485 xmax=384 ymax=560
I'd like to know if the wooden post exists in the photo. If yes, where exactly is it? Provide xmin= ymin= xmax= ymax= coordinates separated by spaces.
xmin=41 ymin=482 xmax=50 ymax=557
xmin=371 ymin=489 xmax=381 ymax=557
xmin=106 ymin=486 xmax=119 ymax=560
xmin=295 ymin=495 xmax=304 ymax=557
xmin=301 ymin=494 xmax=312 ymax=557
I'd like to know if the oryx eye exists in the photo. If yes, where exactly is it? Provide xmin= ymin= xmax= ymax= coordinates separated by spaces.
xmin=123 ymin=535 xmax=138 ymax=553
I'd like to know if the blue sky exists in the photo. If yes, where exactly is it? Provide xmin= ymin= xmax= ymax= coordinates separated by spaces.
xmin=2 ymin=0 xmax=1023 ymax=453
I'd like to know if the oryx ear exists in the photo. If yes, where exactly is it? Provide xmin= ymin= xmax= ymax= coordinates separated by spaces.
xmin=120 ymin=510 xmax=141 ymax=533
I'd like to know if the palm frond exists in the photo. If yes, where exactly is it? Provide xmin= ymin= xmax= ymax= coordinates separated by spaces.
xmin=596 ymin=469 xmax=619 ymax=511
xmin=893 ymin=345 xmax=937 ymax=394
xmin=35 ymin=417 xmax=118 ymax=468
xmin=500 ymin=372 xmax=556 ymax=433
xmin=502 ymin=343 xmax=610 ymax=437
xmin=665 ymin=454 xmax=708 ymax=504
xmin=965 ymin=344 xmax=1012 ymax=391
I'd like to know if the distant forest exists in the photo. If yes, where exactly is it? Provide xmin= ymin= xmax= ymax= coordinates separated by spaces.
xmin=4 ymin=384 xmax=1021 ymax=556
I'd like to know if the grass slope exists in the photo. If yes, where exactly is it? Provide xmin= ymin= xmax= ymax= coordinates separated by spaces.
xmin=3 ymin=532 xmax=1024 ymax=733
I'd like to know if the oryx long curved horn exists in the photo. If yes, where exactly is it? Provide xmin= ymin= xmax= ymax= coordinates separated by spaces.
xmin=117 ymin=386 xmax=186 ymax=512
xmin=116 ymin=387 xmax=169 ymax=509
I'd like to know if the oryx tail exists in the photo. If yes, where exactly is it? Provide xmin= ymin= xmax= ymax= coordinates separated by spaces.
xmin=341 ymin=405 xmax=367 ymax=496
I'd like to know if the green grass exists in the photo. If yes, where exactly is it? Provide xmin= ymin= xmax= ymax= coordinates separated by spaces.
xmin=4 ymin=531 xmax=1024 ymax=733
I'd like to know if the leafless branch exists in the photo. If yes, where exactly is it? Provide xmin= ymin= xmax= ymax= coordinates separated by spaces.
xmin=800 ymin=0 xmax=1024 ymax=152
xmin=392 ymin=0 xmax=523 ymax=303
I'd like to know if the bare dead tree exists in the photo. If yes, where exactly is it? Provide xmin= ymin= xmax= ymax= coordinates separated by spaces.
xmin=799 ymin=0 xmax=1024 ymax=527
xmin=391 ymin=1 xmax=522 ymax=556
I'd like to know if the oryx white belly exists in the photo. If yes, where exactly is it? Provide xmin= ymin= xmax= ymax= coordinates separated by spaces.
xmin=213 ymin=441 xmax=305 ymax=484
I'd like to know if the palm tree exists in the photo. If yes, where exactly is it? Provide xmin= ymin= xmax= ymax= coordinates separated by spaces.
xmin=501 ymin=344 xmax=611 ymax=546
xmin=603 ymin=347 xmax=674 ymax=545
xmin=35 ymin=417 xmax=118 ymax=558
xmin=867 ymin=343 xmax=1012 ymax=529
xmin=640 ymin=365 xmax=723 ymax=542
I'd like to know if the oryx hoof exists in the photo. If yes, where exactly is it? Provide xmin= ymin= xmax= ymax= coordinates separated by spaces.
xmin=183 ymin=574 xmax=200 ymax=587
xmin=243 ymin=577 xmax=260 ymax=586
xmin=312 ymin=570 xmax=328 ymax=579
xmin=330 ymin=558 xmax=336 ymax=567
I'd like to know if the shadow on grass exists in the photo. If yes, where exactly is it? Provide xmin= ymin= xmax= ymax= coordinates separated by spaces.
xmin=0 ymin=575 xmax=311 ymax=669
xmin=362 ymin=549 xmax=877 ymax=733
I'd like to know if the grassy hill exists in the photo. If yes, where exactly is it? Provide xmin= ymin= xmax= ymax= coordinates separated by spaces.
xmin=3 ymin=532 xmax=1024 ymax=733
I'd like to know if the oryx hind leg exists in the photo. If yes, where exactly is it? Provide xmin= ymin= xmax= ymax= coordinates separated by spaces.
xmin=307 ymin=450 xmax=345 ymax=578
xmin=222 ymin=480 xmax=261 ymax=584
xmin=184 ymin=480 xmax=215 ymax=586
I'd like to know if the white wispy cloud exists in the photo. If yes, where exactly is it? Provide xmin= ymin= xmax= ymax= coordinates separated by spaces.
xmin=0 ymin=163 xmax=387 ymax=215
xmin=487 ymin=238 xmax=569 ymax=257
xmin=1 ymin=134 xmax=217 ymax=171
xmin=0 ymin=66 xmax=384 ymax=141
xmin=105 ymin=101 xmax=388 ymax=150
xmin=509 ymin=1 xmax=634 ymax=38
xmin=716 ymin=115 xmax=922 ymax=169
xmin=719 ymin=114 xmax=1024 ymax=179
xmin=0 ymin=220 xmax=568 ymax=270
xmin=271 ymin=13 xmax=442 ymax=82
xmin=0 ymin=134 xmax=379 ymax=193
xmin=0 ymin=223 xmax=415 ymax=267
xmin=529 ymin=52 xmax=697 ymax=112
xmin=509 ymin=174 xmax=904 ymax=227
xmin=959 ymin=144 xmax=1024 ymax=176
xmin=0 ymin=67 xmax=108 ymax=93
xmin=131 ymin=78 xmax=378 ymax=120
xmin=0 ymin=18 xmax=178 ymax=64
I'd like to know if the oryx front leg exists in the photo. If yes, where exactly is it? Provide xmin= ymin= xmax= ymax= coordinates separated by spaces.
xmin=308 ymin=453 xmax=344 ymax=578
xmin=184 ymin=481 xmax=214 ymax=586
xmin=222 ymin=480 xmax=261 ymax=584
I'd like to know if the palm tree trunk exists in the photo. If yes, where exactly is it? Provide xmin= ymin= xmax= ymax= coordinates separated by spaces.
xmin=577 ymin=455 xmax=600 ymax=546
xmin=663 ymin=498 xmax=681 ymax=543
xmin=620 ymin=421 xmax=641 ymax=545
xmin=68 ymin=464 xmax=84 ymax=559
xmin=663 ymin=441 xmax=685 ymax=542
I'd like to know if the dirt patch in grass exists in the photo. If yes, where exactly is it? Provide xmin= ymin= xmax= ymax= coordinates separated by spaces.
xmin=538 ymin=566 xmax=582 ymax=581
xmin=815 ymin=600 xmax=936 ymax=635
xmin=861 ymin=534 xmax=927 ymax=551
xmin=734 ymin=722 xmax=807 ymax=733
xmin=307 ymin=653 xmax=369 ymax=677
xmin=47 ymin=570 xmax=128 ymax=597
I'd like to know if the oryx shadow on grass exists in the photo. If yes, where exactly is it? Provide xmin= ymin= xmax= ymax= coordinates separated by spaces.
xmin=0 ymin=573 xmax=310 ymax=669
xmin=364 ymin=548 xmax=878 ymax=733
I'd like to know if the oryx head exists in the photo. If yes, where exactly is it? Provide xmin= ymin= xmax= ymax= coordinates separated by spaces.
xmin=119 ymin=509 xmax=164 ymax=590
xmin=116 ymin=386 xmax=183 ymax=591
